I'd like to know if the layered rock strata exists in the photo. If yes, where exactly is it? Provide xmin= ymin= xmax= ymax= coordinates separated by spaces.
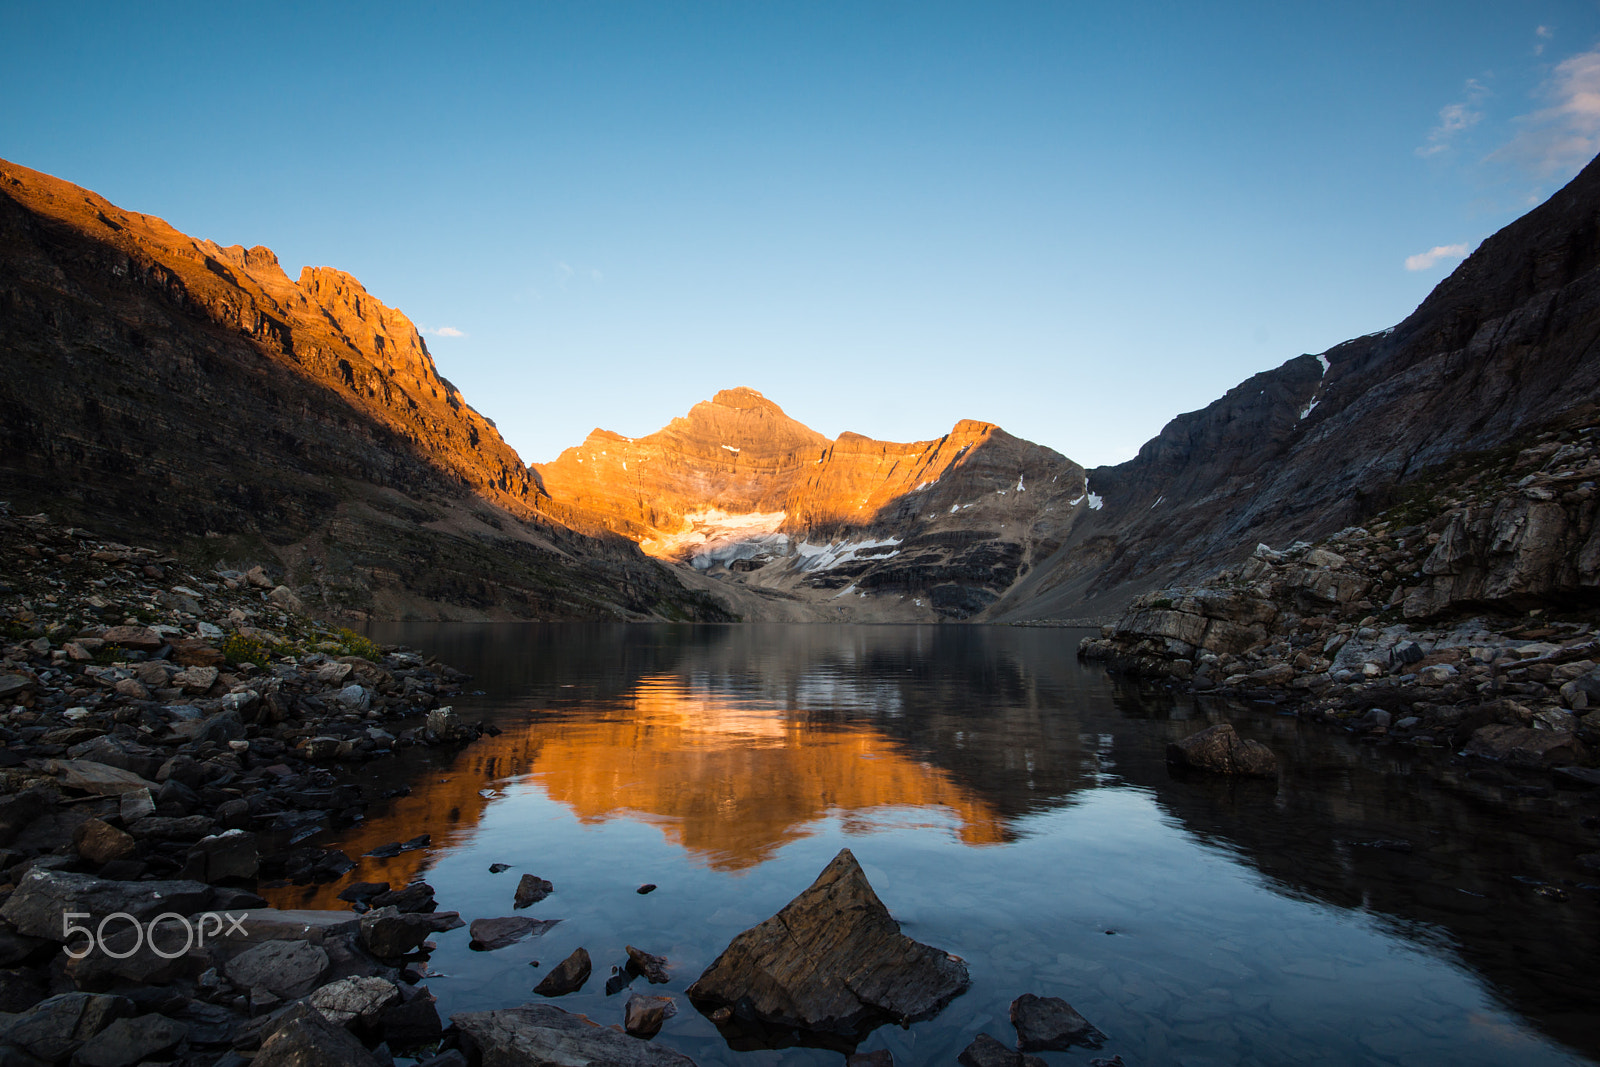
xmin=1081 ymin=421 xmax=1600 ymax=770
xmin=0 ymin=157 xmax=725 ymax=622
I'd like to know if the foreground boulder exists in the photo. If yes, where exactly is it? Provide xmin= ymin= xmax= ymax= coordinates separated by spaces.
xmin=686 ymin=848 xmax=968 ymax=1038
xmin=453 ymin=1003 xmax=698 ymax=1065
xmin=1165 ymin=723 xmax=1278 ymax=778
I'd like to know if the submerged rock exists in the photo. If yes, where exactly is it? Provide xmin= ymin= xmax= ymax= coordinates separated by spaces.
xmin=957 ymin=1032 xmax=1048 ymax=1067
xmin=626 ymin=945 xmax=671 ymax=984
xmin=1165 ymin=723 xmax=1278 ymax=778
xmin=686 ymin=848 xmax=969 ymax=1038
xmin=469 ymin=916 xmax=559 ymax=951
xmin=1010 ymin=993 xmax=1104 ymax=1050
xmin=453 ymin=1003 xmax=698 ymax=1065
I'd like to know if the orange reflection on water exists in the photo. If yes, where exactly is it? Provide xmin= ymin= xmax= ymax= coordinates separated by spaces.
xmin=265 ymin=674 xmax=1008 ymax=907
xmin=525 ymin=676 xmax=1008 ymax=870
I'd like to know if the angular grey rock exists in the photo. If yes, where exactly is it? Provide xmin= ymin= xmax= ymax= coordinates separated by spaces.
xmin=127 ymin=814 xmax=215 ymax=841
xmin=424 ymin=706 xmax=468 ymax=742
xmin=307 ymin=976 xmax=402 ymax=1027
xmin=533 ymin=947 xmax=592 ymax=996
xmin=469 ymin=915 xmax=559 ymax=951
xmin=686 ymin=848 xmax=969 ymax=1037
xmin=380 ymin=986 xmax=443 ymax=1051
xmin=0 ymin=787 xmax=54 ymax=846
xmin=224 ymin=940 xmax=330 ymax=999
xmin=51 ymin=759 xmax=157 ymax=796
xmin=361 ymin=907 xmax=442 ymax=957
xmin=624 ymin=993 xmax=677 ymax=1038
xmin=0 ymin=869 xmax=212 ymax=939
xmin=181 ymin=829 xmax=259 ymax=882
xmin=1464 ymin=723 xmax=1588 ymax=768
xmin=254 ymin=1003 xmax=384 ymax=1067
xmin=73 ymin=817 xmax=136 ymax=865
xmin=626 ymin=945 xmax=670 ymax=984
xmin=71 ymin=1012 xmax=188 ymax=1067
xmin=233 ymin=908 xmax=362 ymax=945
xmin=334 ymin=683 xmax=371 ymax=712
xmin=452 ymin=1004 xmax=698 ymax=1065
xmin=957 ymin=1032 xmax=1048 ymax=1067
xmin=514 ymin=873 xmax=553 ymax=908
xmin=1165 ymin=723 xmax=1278 ymax=777
xmin=267 ymin=585 xmax=304 ymax=613
xmin=370 ymin=881 xmax=435 ymax=913
xmin=1009 ymin=993 xmax=1104 ymax=1050
xmin=119 ymin=788 xmax=156 ymax=824
xmin=0 ymin=992 xmax=133 ymax=1063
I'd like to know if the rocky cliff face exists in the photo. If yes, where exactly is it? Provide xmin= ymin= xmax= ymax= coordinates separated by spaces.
xmin=0 ymin=157 xmax=725 ymax=622
xmin=533 ymin=388 xmax=1089 ymax=619
xmin=997 ymin=150 xmax=1600 ymax=622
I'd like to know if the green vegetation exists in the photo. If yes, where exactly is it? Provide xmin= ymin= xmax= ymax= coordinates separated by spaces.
xmin=334 ymin=627 xmax=383 ymax=661
xmin=220 ymin=632 xmax=271 ymax=668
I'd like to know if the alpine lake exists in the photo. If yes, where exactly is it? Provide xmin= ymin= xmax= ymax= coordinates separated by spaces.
xmin=260 ymin=623 xmax=1600 ymax=1066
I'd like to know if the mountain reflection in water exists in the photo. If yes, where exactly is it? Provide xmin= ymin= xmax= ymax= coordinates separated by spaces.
xmin=261 ymin=624 xmax=1600 ymax=1066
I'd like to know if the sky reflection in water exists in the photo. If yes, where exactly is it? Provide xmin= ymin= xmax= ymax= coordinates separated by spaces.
xmin=264 ymin=623 xmax=1598 ymax=1066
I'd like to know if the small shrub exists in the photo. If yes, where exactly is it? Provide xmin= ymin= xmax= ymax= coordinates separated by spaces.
xmin=335 ymin=627 xmax=383 ymax=662
xmin=1149 ymin=597 xmax=1175 ymax=611
xmin=221 ymin=633 xmax=270 ymax=668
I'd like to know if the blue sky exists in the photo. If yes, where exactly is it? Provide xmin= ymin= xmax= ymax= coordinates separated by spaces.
xmin=6 ymin=2 xmax=1600 ymax=468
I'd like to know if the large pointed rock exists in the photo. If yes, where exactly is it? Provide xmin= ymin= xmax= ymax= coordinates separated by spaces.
xmin=686 ymin=848 xmax=968 ymax=1037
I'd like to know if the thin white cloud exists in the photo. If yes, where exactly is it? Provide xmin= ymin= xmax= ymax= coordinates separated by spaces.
xmin=1490 ymin=46 xmax=1600 ymax=176
xmin=1536 ymin=25 xmax=1553 ymax=56
xmin=1404 ymin=243 xmax=1470 ymax=271
xmin=421 ymin=326 xmax=467 ymax=338
xmin=1417 ymin=79 xmax=1488 ymax=157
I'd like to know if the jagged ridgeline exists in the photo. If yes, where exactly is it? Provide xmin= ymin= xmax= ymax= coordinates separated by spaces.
xmin=3 ymin=146 xmax=1599 ymax=624
xmin=0 ymin=158 xmax=726 ymax=622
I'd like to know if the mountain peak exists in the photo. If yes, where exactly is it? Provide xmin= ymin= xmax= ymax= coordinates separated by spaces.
xmin=710 ymin=386 xmax=781 ymax=412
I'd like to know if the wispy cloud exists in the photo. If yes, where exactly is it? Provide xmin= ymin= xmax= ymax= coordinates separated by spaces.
xmin=1535 ymin=25 xmax=1553 ymax=57
xmin=1404 ymin=243 xmax=1470 ymax=271
xmin=420 ymin=326 xmax=467 ymax=338
xmin=1489 ymin=46 xmax=1600 ymax=176
xmin=1417 ymin=79 xmax=1488 ymax=157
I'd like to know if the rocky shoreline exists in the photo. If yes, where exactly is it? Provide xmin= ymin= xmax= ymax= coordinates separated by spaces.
xmin=0 ymin=504 xmax=499 ymax=1064
xmin=1079 ymin=426 xmax=1600 ymax=827
xmin=2 ymin=505 xmax=1117 ymax=1066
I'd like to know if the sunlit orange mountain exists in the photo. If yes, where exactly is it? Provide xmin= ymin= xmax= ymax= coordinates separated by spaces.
xmin=0 ymin=157 xmax=724 ymax=621
xmin=533 ymin=388 xmax=1091 ymax=620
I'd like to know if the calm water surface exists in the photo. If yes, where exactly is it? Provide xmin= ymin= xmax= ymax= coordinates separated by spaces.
xmin=265 ymin=624 xmax=1600 ymax=1066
